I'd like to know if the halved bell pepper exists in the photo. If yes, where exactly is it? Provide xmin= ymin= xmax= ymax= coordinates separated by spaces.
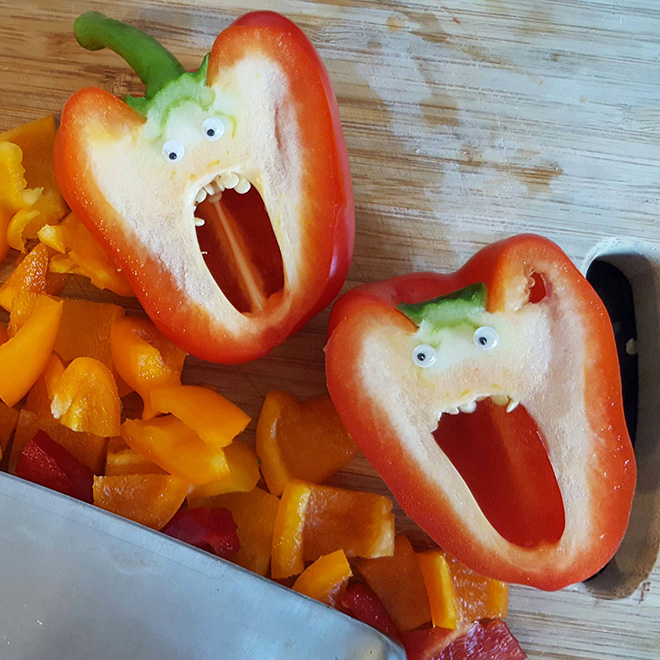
xmin=55 ymin=11 xmax=353 ymax=363
xmin=326 ymin=234 xmax=636 ymax=590
xmin=0 ymin=295 xmax=63 ymax=407
xmin=50 ymin=357 xmax=122 ymax=437
xmin=292 ymin=549 xmax=352 ymax=607
xmin=256 ymin=391 xmax=358 ymax=496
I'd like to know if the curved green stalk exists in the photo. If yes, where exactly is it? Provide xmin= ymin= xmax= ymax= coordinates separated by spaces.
xmin=74 ymin=11 xmax=186 ymax=99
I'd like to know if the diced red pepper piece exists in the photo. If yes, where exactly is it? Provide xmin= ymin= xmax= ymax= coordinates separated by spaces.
xmin=402 ymin=619 xmax=527 ymax=660
xmin=14 ymin=430 xmax=94 ymax=502
xmin=340 ymin=581 xmax=401 ymax=642
xmin=355 ymin=534 xmax=431 ymax=632
xmin=161 ymin=507 xmax=240 ymax=559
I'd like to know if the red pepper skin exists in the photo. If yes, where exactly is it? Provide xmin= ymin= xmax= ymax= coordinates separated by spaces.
xmin=161 ymin=507 xmax=240 ymax=559
xmin=340 ymin=582 xmax=402 ymax=642
xmin=402 ymin=620 xmax=527 ymax=660
xmin=14 ymin=430 xmax=94 ymax=503
xmin=326 ymin=235 xmax=636 ymax=590
xmin=54 ymin=12 xmax=353 ymax=364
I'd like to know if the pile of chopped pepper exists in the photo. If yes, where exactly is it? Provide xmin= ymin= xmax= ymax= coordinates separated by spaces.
xmin=0 ymin=115 xmax=528 ymax=659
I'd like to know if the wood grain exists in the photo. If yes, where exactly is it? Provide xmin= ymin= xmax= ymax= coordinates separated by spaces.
xmin=1 ymin=1 xmax=659 ymax=658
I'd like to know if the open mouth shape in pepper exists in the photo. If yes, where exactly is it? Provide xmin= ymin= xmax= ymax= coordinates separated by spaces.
xmin=326 ymin=234 xmax=636 ymax=590
xmin=55 ymin=11 xmax=353 ymax=363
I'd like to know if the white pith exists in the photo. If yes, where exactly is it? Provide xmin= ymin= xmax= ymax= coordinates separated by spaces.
xmin=82 ymin=54 xmax=304 ymax=337
xmin=358 ymin=273 xmax=593 ymax=564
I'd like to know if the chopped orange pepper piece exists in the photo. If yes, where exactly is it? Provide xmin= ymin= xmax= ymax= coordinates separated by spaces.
xmin=25 ymin=353 xmax=65 ymax=419
xmin=271 ymin=480 xmax=312 ymax=579
xmin=442 ymin=552 xmax=509 ymax=622
xmin=293 ymin=549 xmax=352 ymax=607
xmin=150 ymin=385 xmax=250 ymax=448
xmin=0 ymin=295 xmax=62 ymax=407
xmin=208 ymin=488 xmax=280 ymax=576
xmin=104 ymin=436 xmax=165 ymax=476
xmin=416 ymin=551 xmax=458 ymax=629
xmin=0 ymin=400 xmax=19 ymax=457
xmin=111 ymin=317 xmax=186 ymax=419
xmin=256 ymin=391 xmax=358 ymax=496
xmin=0 ymin=116 xmax=68 ymax=236
xmin=93 ymin=474 xmax=188 ymax=530
xmin=302 ymin=482 xmax=395 ymax=562
xmin=355 ymin=535 xmax=432 ymax=632
xmin=0 ymin=140 xmax=41 ymax=261
xmin=54 ymin=298 xmax=124 ymax=368
xmin=121 ymin=415 xmax=229 ymax=485
xmin=38 ymin=213 xmax=133 ymax=297
xmin=50 ymin=357 xmax=121 ymax=437
xmin=186 ymin=441 xmax=260 ymax=506
xmin=0 ymin=243 xmax=63 ymax=312
xmin=10 ymin=408 xmax=107 ymax=474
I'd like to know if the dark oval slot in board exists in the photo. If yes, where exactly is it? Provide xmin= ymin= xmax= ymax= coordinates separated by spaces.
xmin=583 ymin=249 xmax=660 ymax=599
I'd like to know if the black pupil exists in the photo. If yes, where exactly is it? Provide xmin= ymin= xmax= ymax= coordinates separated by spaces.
xmin=417 ymin=352 xmax=426 ymax=361
xmin=168 ymin=151 xmax=178 ymax=160
xmin=207 ymin=128 xmax=215 ymax=136
xmin=479 ymin=336 xmax=488 ymax=345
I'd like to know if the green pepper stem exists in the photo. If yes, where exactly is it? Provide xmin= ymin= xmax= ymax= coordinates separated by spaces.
xmin=74 ymin=11 xmax=187 ymax=99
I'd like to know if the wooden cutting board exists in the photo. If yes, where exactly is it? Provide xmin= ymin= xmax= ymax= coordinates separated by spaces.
xmin=1 ymin=1 xmax=659 ymax=658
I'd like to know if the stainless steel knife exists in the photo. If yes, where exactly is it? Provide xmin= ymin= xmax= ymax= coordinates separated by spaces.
xmin=0 ymin=475 xmax=406 ymax=660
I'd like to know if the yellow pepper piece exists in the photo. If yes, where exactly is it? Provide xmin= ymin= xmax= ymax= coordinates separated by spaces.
xmin=38 ymin=213 xmax=133 ymax=297
xmin=0 ymin=116 xmax=68 ymax=234
xmin=0 ymin=295 xmax=62 ymax=407
xmin=271 ymin=480 xmax=312 ymax=579
xmin=293 ymin=549 xmax=352 ymax=607
xmin=0 ymin=141 xmax=41 ymax=261
xmin=121 ymin=415 xmax=230 ymax=485
xmin=150 ymin=384 xmax=251 ymax=449
xmin=26 ymin=353 xmax=65 ymax=420
xmin=104 ymin=437 xmax=165 ymax=476
xmin=416 ymin=551 xmax=458 ymax=629
xmin=186 ymin=440 xmax=260 ymax=506
xmin=110 ymin=317 xmax=186 ymax=419
xmin=50 ymin=357 xmax=122 ymax=437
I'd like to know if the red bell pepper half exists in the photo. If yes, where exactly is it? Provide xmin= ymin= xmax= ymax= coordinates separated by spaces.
xmin=14 ymin=430 xmax=94 ymax=503
xmin=55 ymin=11 xmax=353 ymax=363
xmin=402 ymin=620 xmax=527 ymax=660
xmin=326 ymin=235 xmax=636 ymax=590
xmin=161 ymin=507 xmax=240 ymax=559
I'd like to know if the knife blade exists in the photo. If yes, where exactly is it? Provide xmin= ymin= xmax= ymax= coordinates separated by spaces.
xmin=0 ymin=474 xmax=406 ymax=660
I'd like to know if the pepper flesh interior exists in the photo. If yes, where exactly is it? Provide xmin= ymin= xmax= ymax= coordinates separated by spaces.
xmin=194 ymin=186 xmax=285 ymax=314
xmin=434 ymin=398 xmax=565 ymax=549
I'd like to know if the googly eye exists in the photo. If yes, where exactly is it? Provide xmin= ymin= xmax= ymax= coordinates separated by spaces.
xmin=202 ymin=117 xmax=225 ymax=141
xmin=412 ymin=344 xmax=437 ymax=368
xmin=162 ymin=139 xmax=185 ymax=163
xmin=473 ymin=326 xmax=499 ymax=350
